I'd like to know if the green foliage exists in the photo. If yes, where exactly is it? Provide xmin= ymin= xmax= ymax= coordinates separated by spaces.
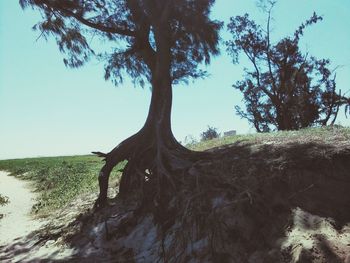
xmin=20 ymin=0 xmax=222 ymax=87
xmin=200 ymin=126 xmax=220 ymax=141
xmin=226 ymin=3 xmax=350 ymax=132
xmin=0 ymin=155 xmax=123 ymax=215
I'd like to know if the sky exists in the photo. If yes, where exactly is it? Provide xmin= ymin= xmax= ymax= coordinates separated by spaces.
xmin=0 ymin=0 xmax=350 ymax=160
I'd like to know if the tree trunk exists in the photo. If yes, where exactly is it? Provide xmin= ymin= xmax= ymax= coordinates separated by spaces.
xmin=94 ymin=17 xmax=199 ymax=208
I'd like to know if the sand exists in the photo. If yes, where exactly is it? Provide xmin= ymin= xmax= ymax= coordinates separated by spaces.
xmin=0 ymin=171 xmax=74 ymax=262
xmin=0 ymin=171 xmax=42 ymax=246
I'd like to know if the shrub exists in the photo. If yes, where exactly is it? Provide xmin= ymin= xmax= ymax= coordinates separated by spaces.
xmin=200 ymin=126 xmax=220 ymax=141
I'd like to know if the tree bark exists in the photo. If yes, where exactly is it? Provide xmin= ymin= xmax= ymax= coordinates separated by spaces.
xmin=94 ymin=12 xmax=199 ymax=208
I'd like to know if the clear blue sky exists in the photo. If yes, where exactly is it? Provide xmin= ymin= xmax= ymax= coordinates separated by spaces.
xmin=1 ymin=0 xmax=349 ymax=159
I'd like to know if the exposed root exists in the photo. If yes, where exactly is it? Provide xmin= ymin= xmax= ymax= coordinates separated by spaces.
xmin=93 ymin=128 xmax=212 ymax=211
xmin=91 ymin=151 xmax=107 ymax=158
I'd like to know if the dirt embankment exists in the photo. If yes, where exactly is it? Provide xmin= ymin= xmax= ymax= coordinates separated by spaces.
xmin=1 ymin=135 xmax=350 ymax=262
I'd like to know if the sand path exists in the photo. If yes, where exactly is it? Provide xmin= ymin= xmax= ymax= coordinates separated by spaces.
xmin=0 ymin=171 xmax=74 ymax=262
xmin=0 ymin=171 xmax=42 ymax=247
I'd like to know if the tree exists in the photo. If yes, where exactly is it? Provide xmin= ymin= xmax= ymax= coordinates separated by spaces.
xmin=226 ymin=1 xmax=350 ymax=132
xmin=200 ymin=126 xmax=220 ymax=141
xmin=20 ymin=0 xmax=222 ymax=208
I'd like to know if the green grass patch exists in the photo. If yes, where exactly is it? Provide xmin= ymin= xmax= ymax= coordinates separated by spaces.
xmin=191 ymin=126 xmax=350 ymax=151
xmin=0 ymin=155 xmax=124 ymax=215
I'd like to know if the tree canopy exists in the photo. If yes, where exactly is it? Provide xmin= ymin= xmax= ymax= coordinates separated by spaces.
xmin=21 ymin=0 xmax=221 ymax=86
xmin=226 ymin=2 xmax=350 ymax=132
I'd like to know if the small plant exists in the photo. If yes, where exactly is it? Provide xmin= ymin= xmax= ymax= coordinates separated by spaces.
xmin=0 ymin=194 xmax=9 ymax=219
xmin=200 ymin=126 xmax=220 ymax=141
xmin=0 ymin=194 xmax=9 ymax=206
xmin=183 ymin=135 xmax=199 ymax=147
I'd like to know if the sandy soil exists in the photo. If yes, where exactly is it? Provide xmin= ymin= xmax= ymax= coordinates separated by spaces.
xmin=0 ymin=171 xmax=43 ymax=245
xmin=0 ymin=171 xmax=73 ymax=262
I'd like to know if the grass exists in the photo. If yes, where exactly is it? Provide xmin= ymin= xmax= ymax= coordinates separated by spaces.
xmin=0 ymin=126 xmax=348 ymax=216
xmin=191 ymin=126 xmax=350 ymax=151
xmin=0 ymin=155 xmax=124 ymax=215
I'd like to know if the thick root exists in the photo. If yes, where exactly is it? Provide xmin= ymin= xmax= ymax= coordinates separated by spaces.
xmin=93 ymin=129 xmax=209 ymax=210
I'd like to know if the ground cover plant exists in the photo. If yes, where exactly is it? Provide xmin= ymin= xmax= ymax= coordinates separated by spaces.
xmin=0 ymin=194 xmax=9 ymax=207
xmin=0 ymin=156 xmax=123 ymax=215
xmin=0 ymin=194 xmax=9 ymax=219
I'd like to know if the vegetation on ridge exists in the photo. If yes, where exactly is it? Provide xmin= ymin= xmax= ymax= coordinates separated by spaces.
xmin=0 ymin=126 xmax=348 ymax=216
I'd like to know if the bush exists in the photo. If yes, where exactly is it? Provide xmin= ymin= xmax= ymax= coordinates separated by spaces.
xmin=200 ymin=126 xmax=220 ymax=141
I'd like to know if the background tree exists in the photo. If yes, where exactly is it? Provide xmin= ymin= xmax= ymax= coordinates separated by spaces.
xmin=20 ymin=0 xmax=222 ymax=208
xmin=226 ymin=1 xmax=350 ymax=132
xmin=200 ymin=126 xmax=220 ymax=141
